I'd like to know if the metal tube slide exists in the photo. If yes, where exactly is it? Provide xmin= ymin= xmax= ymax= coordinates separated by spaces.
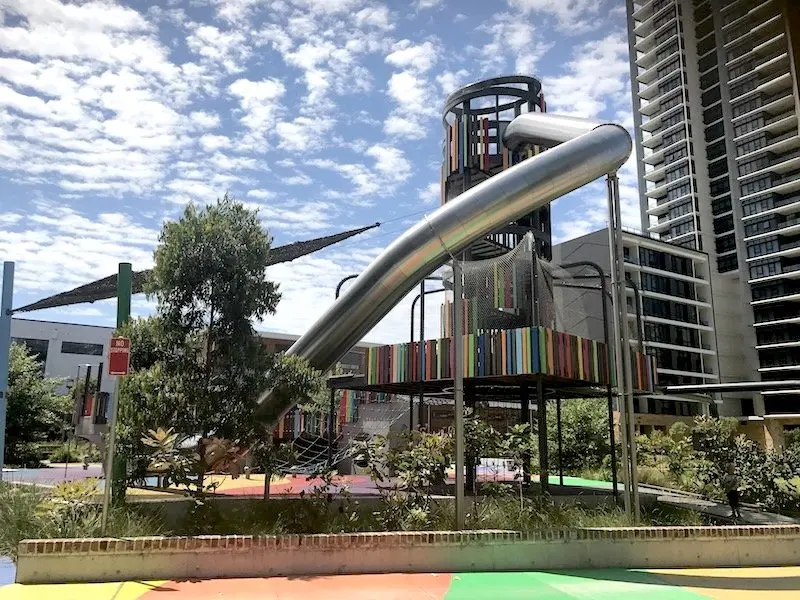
xmin=255 ymin=113 xmax=632 ymax=426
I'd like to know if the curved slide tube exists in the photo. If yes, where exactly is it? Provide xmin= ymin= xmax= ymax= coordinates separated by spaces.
xmin=255 ymin=113 xmax=632 ymax=426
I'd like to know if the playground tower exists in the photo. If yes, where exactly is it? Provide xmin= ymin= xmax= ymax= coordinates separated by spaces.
xmin=441 ymin=76 xmax=552 ymax=260
xmin=441 ymin=76 xmax=552 ymax=336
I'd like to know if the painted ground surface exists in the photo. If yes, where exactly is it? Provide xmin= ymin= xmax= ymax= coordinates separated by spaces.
xmin=2 ymin=568 xmax=800 ymax=599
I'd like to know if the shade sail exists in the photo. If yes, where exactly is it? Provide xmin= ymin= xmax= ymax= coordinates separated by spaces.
xmin=14 ymin=223 xmax=379 ymax=313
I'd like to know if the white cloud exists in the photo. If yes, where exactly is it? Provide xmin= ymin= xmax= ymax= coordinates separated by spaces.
xmin=415 ymin=0 xmax=444 ymax=9
xmin=386 ymin=39 xmax=439 ymax=72
xmin=276 ymin=116 xmax=335 ymax=152
xmin=476 ymin=14 xmax=552 ymax=76
xmin=199 ymin=134 xmax=230 ymax=151
xmin=228 ymin=77 xmax=286 ymax=149
xmin=507 ymin=0 xmax=603 ymax=34
xmin=247 ymin=189 xmax=277 ymax=200
xmin=282 ymin=172 xmax=312 ymax=186
xmin=545 ymin=33 xmax=630 ymax=118
xmin=186 ymin=24 xmax=250 ymax=74
xmin=308 ymin=144 xmax=412 ymax=200
xmin=418 ymin=182 xmax=440 ymax=204
xmin=436 ymin=69 xmax=470 ymax=96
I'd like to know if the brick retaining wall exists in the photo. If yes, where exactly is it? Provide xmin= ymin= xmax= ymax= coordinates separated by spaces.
xmin=16 ymin=525 xmax=800 ymax=583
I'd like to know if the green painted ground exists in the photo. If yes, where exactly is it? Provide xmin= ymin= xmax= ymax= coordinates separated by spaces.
xmin=444 ymin=571 xmax=705 ymax=599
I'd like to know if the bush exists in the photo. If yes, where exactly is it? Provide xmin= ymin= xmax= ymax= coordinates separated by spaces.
xmin=0 ymin=482 xmax=167 ymax=562
xmin=48 ymin=443 xmax=102 ymax=464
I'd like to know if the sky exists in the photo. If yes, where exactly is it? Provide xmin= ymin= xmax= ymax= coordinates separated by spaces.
xmin=0 ymin=0 xmax=643 ymax=344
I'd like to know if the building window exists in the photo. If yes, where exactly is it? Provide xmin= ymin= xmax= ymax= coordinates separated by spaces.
xmin=715 ymin=234 xmax=737 ymax=254
xmin=11 ymin=337 xmax=49 ymax=365
xmin=707 ymin=158 xmax=728 ymax=179
xmin=61 ymin=341 xmax=105 ymax=356
xmin=699 ymin=69 xmax=719 ymax=90
xmin=701 ymin=86 xmax=721 ymax=106
xmin=717 ymin=255 xmax=738 ymax=273
xmin=710 ymin=178 xmax=730 ymax=197
xmin=736 ymin=135 xmax=767 ymax=157
xmin=746 ymin=238 xmax=779 ymax=259
xmin=657 ymin=42 xmax=680 ymax=63
xmin=706 ymin=140 xmax=726 ymax=161
xmin=657 ymin=58 xmax=680 ymax=81
xmin=660 ymin=111 xmax=684 ymax=131
xmin=728 ymin=61 xmax=753 ymax=81
xmin=664 ymin=145 xmax=688 ymax=164
xmin=750 ymin=260 xmax=780 ymax=279
xmin=729 ymin=77 xmax=757 ymax=100
xmin=711 ymin=195 xmax=732 ymax=216
xmin=655 ymin=26 xmax=678 ymax=47
xmin=661 ymin=92 xmax=684 ymax=112
xmin=734 ymin=116 xmax=765 ymax=138
xmin=664 ymin=182 xmax=692 ymax=202
xmin=713 ymin=214 xmax=734 ymax=234
xmin=743 ymin=194 xmax=775 ymax=217
xmin=665 ymin=164 xmax=689 ymax=183
xmin=741 ymin=175 xmax=774 ymax=196
xmin=744 ymin=217 xmax=776 ymax=237
xmin=732 ymin=97 xmax=760 ymax=118
xmin=739 ymin=156 xmax=769 ymax=177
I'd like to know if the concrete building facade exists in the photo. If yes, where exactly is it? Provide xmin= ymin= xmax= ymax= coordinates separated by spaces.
xmin=626 ymin=0 xmax=800 ymax=444
xmin=553 ymin=228 xmax=721 ymax=432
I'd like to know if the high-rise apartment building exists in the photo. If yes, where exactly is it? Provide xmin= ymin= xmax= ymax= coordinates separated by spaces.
xmin=626 ymin=0 xmax=800 ymax=445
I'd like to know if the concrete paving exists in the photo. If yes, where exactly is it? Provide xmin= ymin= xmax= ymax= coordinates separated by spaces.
xmin=2 ymin=567 xmax=800 ymax=598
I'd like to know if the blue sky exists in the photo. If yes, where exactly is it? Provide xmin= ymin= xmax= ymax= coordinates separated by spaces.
xmin=0 ymin=0 xmax=641 ymax=344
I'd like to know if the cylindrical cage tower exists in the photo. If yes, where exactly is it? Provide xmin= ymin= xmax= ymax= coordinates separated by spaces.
xmin=441 ymin=75 xmax=552 ymax=261
xmin=440 ymin=76 xmax=553 ymax=337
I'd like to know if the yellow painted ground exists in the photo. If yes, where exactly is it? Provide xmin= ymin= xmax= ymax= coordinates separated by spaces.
xmin=0 ymin=581 xmax=165 ymax=600
xmin=651 ymin=566 xmax=800 ymax=599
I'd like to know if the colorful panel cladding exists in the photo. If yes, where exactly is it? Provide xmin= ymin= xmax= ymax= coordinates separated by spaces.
xmin=273 ymin=391 xmax=390 ymax=439
xmin=365 ymin=326 xmax=658 ymax=393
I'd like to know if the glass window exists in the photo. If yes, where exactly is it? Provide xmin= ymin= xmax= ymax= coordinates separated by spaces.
xmin=747 ymin=238 xmax=779 ymax=258
xmin=710 ymin=178 xmax=730 ymax=197
xmin=711 ymin=195 xmax=732 ymax=215
xmin=750 ymin=260 xmax=780 ymax=279
xmin=61 ymin=341 xmax=105 ymax=356
xmin=736 ymin=135 xmax=767 ymax=157
xmin=701 ymin=85 xmax=721 ymax=106
xmin=717 ymin=254 xmax=738 ymax=273
xmin=714 ymin=214 xmax=734 ymax=234
xmin=11 ymin=337 xmax=49 ymax=365
xmin=716 ymin=234 xmax=737 ymax=254
xmin=741 ymin=175 xmax=775 ymax=196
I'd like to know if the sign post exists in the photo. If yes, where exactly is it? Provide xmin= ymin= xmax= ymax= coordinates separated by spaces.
xmin=101 ymin=336 xmax=130 ymax=534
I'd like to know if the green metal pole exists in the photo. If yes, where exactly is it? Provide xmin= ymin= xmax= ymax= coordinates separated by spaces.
xmin=110 ymin=263 xmax=132 ymax=507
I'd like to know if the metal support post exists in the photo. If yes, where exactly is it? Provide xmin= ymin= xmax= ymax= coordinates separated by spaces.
xmin=607 ymin=174 xmax=639 ymax=522
xmin=102 ymin=263 xmax=132 ymax=533
xmin=328 ymin=386 xmax=335 ymax=467
xmin=556 ymin=395 xmax=564 ymax=488
xmin=536 ymin=376 xmax=548 ymax=494
xmin=0 ymin=262 xmax=14 ymax=481
xmin=419 ymin=279 xmax=425 ymax=429
xmin=520 ymin=384 xmax=531 ymax=485
xmin=452 ymin=256 xmax=465 ymax=530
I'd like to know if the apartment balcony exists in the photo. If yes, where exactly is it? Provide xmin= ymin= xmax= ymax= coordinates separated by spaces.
xmin=637 ymin=48 xmax=681 ymax=86
xmin=633 ymin=2 xmax=676 ymax=38
xmin=722 ymin=0 xmax=777 ymax=33
xmin=646 ymin=173 xmax=691 ymax=199
xmin=640 ymin=88 xmax=684 ymax=118
xmin=741 ymin=171 xmax=800 ymax=209
xmin=754 ymin=315 xmax=800 ymax=328
xmin=660 ymin=229 xmax=696 ymax=246
xmin=743 ymin=192 xmax=800 ymax=222
xmin=751 ymin=290 xmax=800 ymax=307
xmin=650 ymin=211 xmax=695 ymax=234
xmin=635 ymin=19 xmax=680 ymax=54
xmin=631 ymin=0 xmax=672 ymax=23
xmin=643 ymin=136 xmax=688 ymax=167
xmin=749 ymin=262 xmax=800 ymax=284
xmin=641 ymin=104 xmax=683 ymax=134
xmin=729 ymin=72 xmax=793 ymax=109
xmin=642 ymin=123 xmax=686 ymax=152
xmin=646 ymin=191 xmax=694 ymax=217
xmin=739 ymin=150 xmax=800 ymax=186
xmin=733 ymin=106 xmax=797 ymax=145
xmin=728 ymin=55 xmax=790 ymax=98
xmin=724 ymin=13 xmax=785 ymax=53
xmin=636 ymin=36 xmax=680 ymax=71
xmin=756 ymin=340 xmax=800 ymax=351
xmin=638 ymin=67 xmax=683 ymax=101
xmin=747 ymin=238 xmax=800 ymax=265
xmin=727 ymin=30 xmax=787 ymax=70
xmin=737 ymin=132 xmax=800 ymax=166
xmin=639 ymin=289 xmax=710 ymax=310
xmin=745 ymin=215 xmax=800 ymax=242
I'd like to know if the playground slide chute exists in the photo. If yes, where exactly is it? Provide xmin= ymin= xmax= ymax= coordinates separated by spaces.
xmin=255 ymin=112 xmax=632 ymax=426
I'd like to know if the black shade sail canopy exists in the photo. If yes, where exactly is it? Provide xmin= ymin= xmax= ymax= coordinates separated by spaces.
xmin=13 ymin=223 xmax=379 ymax=313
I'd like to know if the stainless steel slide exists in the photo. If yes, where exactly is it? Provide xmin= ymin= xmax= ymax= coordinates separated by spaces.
xmin=255 ymin=112 xmax=632 ymax=426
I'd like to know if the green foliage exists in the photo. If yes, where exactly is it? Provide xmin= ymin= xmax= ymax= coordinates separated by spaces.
xmin=48 ymin=442 xmax=102 ymax=464
xmin=115 ymin=196 xmax=325 ymax=494
xmin=547 ymin=398 xmax=609 ymax=473
xmin=5 ymin=343 xmax=70 ymax=466
xmin=0 ymin=483 xmax=166 ymax=562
